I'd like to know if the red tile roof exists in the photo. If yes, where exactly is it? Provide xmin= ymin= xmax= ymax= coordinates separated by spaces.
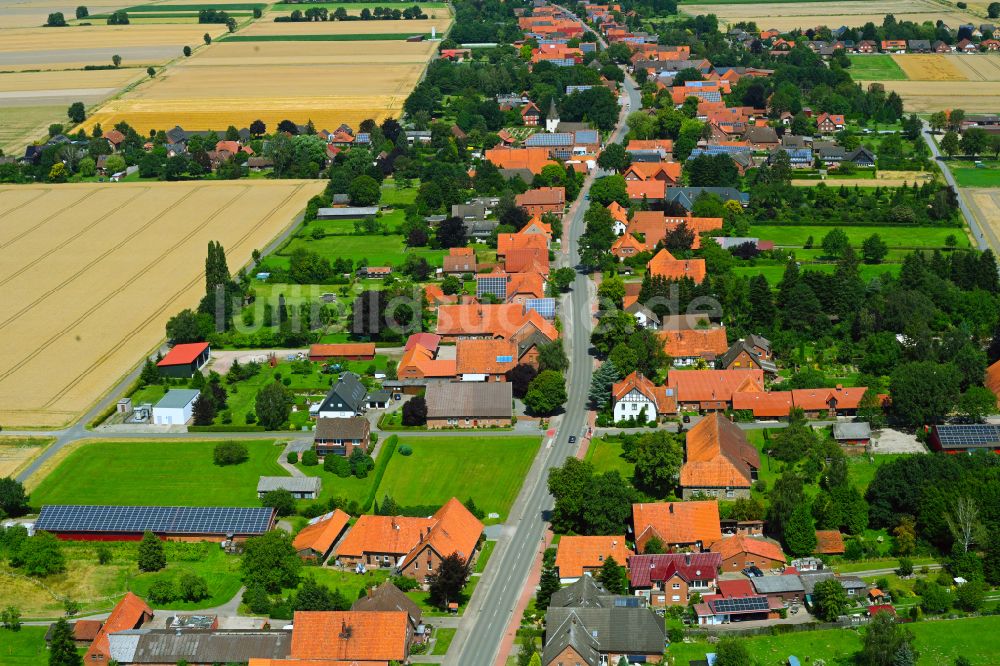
xmin=681 ymin=413 xmax=760 ymax=489
xmin=157 ymin=342 xmax=208 ymax=366
xmin=484 ymin=147 xmax=556 ymax=174
xmin=647 ymin=249 xmax=706 ymax=284
xmin=497 ymin=232 xmax=548 ymax=257
xmin=85 ymin=592 xmax=152 ymax=663
xmin=633 ymin=500 xmax=721 ymax=548
xmin=397 ymin=344 xmax=457 ymax=379
xmin=627 ymin=179 xmax=666 ymax=201
xmin=612 ymin=371 xmax=676 ymax=414
xmin=986 ymin=359 xmax=1000 ymax=405
xmin=335 ymin=515 xmax=435 ymax=559
xmin=456 ymin=339 xmax=518 ymax=375
xmin=814 ymin=530 xmax=846 ymax=554
xmin=400 ymin=497 xmax=484 ymax=569
xmin=73 ymin=620 xmax=103 ymax=641
xmin=627 ymin=552 xmax=722 ymax=588
xmin=290 ymin=611 xmax=409 ymax=661
xmin=716 ymin=578 xmax=755 ymax=598
xmin=436 ymin=303 xmax=558 ymax=341
xmin=732 ymin=391 xmax=793 ymax=418
xmin=516 ymin=186 xmax=566 ymax=207
xmin=658 ymin=327 xmax=728 ymax=359
xmin=668 ymin=369 xmax=764 ymax=405
xmin=555 ymin=535 xmax=633 ymax=579
xmin=293 ymin=509 xmax=351 ymax=556
xmin=309 ymin=343 xmax=376 ymax=359
xmin=791 ymin=386 xmax=866 ymax=412
xmin=404 ymin=333 xmax=441 ymax=353
xmin=709 ymin=535 xmax=785 ymax=563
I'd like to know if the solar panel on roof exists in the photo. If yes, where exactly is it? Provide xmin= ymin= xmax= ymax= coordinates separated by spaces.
xmin=935 ymin=424 xmax=1000 ymax=447
xmin=496 ymin=355 xmax=513 ymax=363
xmin=525 ymin=298 xmax=556 ymax=319
xmin=35 ymin=505 xmax=274 ymax=535
xmin=525 ymin=133 xmax=573 ymax=147
xmin=711 ymin=596 xmax=769 ymax=613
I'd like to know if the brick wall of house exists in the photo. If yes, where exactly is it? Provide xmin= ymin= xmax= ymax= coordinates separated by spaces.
xmin=724 ymin=349 xmax=760 ymax=370
xmin=721 ymin=553 xmax=784 ymax=571
xmin=426 ymin=417 xmax=512 ymax=429
xmin=681 ymin=486 xmax=751 ymax=500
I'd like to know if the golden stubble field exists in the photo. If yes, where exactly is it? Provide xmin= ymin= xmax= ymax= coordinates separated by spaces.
xmin=964 ymin=189 xmax=1000 ymax=252
xmin=683 ymin=0 xmax=977 ymax=32
xmin=0 ymin=180 xmax=325 ymax=428
xmin=861 ymin=54 xmax=1000 ymax=111
xmin=239 ymin=16 xmax=451 ymax=36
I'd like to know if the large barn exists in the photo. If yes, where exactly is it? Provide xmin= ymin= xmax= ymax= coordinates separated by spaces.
xmin=34 ymin=505 xmax=276 ymax=542
xmin=157 ymin=342 xmax=211 ymax=378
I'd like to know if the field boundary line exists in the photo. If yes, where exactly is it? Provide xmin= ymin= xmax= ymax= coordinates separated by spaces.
xmin=40 ymin=182 xmax=308 ymax=410
xmin=0 ymin=188 xmax=50 ymax=224
xmin=0 ymin=187 xmax=149 ymax=289
xmin=0 ymin=185 xmax=204 ymax=332
xmin=0 ymin=188 xmax=101 ymax=250
xmin=0 ymin=184 xmax=246 ymax=392
xmin=34 ymin=185 xmax=255 ymax=408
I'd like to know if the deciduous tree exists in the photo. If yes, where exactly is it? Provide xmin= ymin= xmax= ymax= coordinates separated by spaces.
xmin=137 ymin=531 xmax=166 ymax=572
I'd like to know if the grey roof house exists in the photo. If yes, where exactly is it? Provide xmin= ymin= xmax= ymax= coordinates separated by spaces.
xmin=424 ymin=381 xmax=513 ymax=426
xmin=317 ymin=372 xmax=368 ymax=418
xmin=543 ymin=607 xmax=666 ymax=666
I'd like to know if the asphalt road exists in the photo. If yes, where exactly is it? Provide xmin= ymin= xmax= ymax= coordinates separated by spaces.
xmin=446 ymin=18 xmax=642 ymax=666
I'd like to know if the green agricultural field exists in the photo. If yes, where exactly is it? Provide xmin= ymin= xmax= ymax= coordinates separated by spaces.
xmin=124 ymin=3 xmax=266 ymax=10
xmin=847 ymin=55 xmax=909 ymax=81
xmin=377 ymin=436 xmax=541 ymax=520
xmin=948 ymin=161 xmax=1000 ymax=187
xmin=274 ymin=233 xmax=446 ymax=268
xmin=731 ymin=262 xmax=903 ymax=283
xmin=669 ymin=616 xmax=1000 ymax=665
xmin=223 ymin=33 xmax=430 ymax=41
xmin=271 ymin=1 xmax=448 ymax=8
xmin=752 ymin=225 xmax=969 ymax=249
xmin=0 ymin=627 xmax=54 ymax=665
xmin=31 ymin=440 xmax=286 ymax=506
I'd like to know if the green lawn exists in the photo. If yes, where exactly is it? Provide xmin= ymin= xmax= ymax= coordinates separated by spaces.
xmin=128 ymin=543 xmax=242 ymax=610
xmin=847 ymin=55 xmax=909 ymax=81
xmin=223 ymin=33 xmax=432 ymax=42
xmin=377 ymin=436 xmax=541 ymax=520
xmin=125 ymin=2 xmax=265 ymax=9
xmin=296 ymin=566 xmax=391 ymax=602
xmin=732 ymin=262 xmax=902 ymax=283
xmin=432 ymin=627 xmax=457 ymax=655
xmin=0 ymin=627 xmax=55 ymax=666
xmin=584 ymin=436 xmax=636 ymax=480
xmin=670 ymin=616 xmax=1000 ymax=665
xmin=947 ymin=160 xmax=1000 ymax=187
xmin=752 ymin=224 xmax=969 ymax=249
xmin=269 ymin=233 xmax=445 ymax=269
xmin=31 ymin=440 xmax=286 ymax=506
xmin=475 ymin=540 xmax=496 ymax=574
xmin=381 ymin=178 xmax=420 ymax=206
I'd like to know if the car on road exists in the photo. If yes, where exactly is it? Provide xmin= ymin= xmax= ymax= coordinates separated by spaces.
xmin=568 ymin=435 xmax=577 ymax=443
xmin=584 ymin=193 xmax=590 ymax=200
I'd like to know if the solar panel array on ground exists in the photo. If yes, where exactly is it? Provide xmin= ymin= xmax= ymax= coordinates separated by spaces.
xmin=709 ymin=596 xmax=769 ymax=613
xmin=934 ymin=424 xmax=1000 ymax=449
xmin=35 ymin=505 xmax=275 ymax=535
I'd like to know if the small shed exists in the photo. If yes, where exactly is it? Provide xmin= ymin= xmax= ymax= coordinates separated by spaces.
xmin=832 ymin=421 xmax=872 ymax=446
xmin=157 ymin=342 xmax=210 ymax=378
xmin=152 ymin=389 xmax=200 ymax=425
xmin=257 ymin=476 xmax=322 ymax=500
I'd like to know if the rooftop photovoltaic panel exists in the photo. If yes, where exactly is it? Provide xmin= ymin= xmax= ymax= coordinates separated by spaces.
xmin=525 ymin=298 xmax=556 ymax=319
xmin=525 ymin=133 xmax=574 ymax=147
xmin=710 ymin=596 xmax=769 ymax=613
xmin=935 ymin=424 xmax=1000 ymax=448
xmin=35 ymin=505 xmax=274 ymax=535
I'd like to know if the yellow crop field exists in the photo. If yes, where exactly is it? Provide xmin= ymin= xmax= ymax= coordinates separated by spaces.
xmin=239 ymin=16 xmax=451 ymax=36
xmin=683 ymin=0 xmax=976 ymax=33
xmin=189 ymin=39 xmax=439 ymax=66
xmin=0 ymin=180 xmax=325 ymax=429
xmin=892 ymin=54 xmax=965 ymax=81
xmin=965 ymin=189 xmax=1000 ymax=254
xmin=0 ymin=0 xmax=136 ymax=28
xmin=873 ymin=81 xmax=1000 ymax=111
xmin=0 ymin=68 xmax=140 ymax=92
xmin=947 ymin=53 xmax=1000 ymax=81
xmin=0 ymin=24 xmax=226 ymax=52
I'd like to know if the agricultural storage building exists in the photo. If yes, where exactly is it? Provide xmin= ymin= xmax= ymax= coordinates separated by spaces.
xmin=156 ymin=342 xmax=210 ymax=378
xmin=308 ymin=343 xmax=376 ymax=361
xmin=152 ymin=389 xmax=200 ymax=425
xmin=34 ymin=505 xmax=276 ymax=541
xmin=256 ymin=476 xmax=322 ymax=500
xmin=928 ymin=424 xmax=1000 ymax=453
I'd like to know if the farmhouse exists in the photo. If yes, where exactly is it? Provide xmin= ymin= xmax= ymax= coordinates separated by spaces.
xmin=627 ymin=552 xmax=722 ymax=607
xmin=632 ymin=500 xmax=722 ymax=552
xmin=555 ymin=535 xmax=633 ymax=583
xmin=436 ymin=303 xmax=559 ymax=342
xmin=680 ymin=413 xmax=760 ymax=499
xmin=257 ymin=476 xmax=322 ymax=500
xmin=516 ymin=187 xmax=566 ymax=217
xmin=718 ymin=337 xmax=777 ymax=374
xmin=313 ymin=416 xmax=370 ymax=457
xmin=334 ymin=498 xmax=483 ymax=579
xmin=658 ymin=327 xmax=729 ymax=366
xmin=288 ymin=611 xmax=411 ymax=663
xmin=397 ymin=343 xmax=458 ymax=380
xmin=352 ymin=582 xmax=424 ymax=633
xmin=85 ymin=593 xmax=154 ymax=665
xmin=611 ymin=371 xmax=676 ymax=422
xmin=308 ymin=343 xmax=376 ymax=361
xmin=157 ymin=342 xmax=210 ymax=378
xmin=110 ymin=629 xmax=292 ymax=665
xmin=791 ymin=385 xmax=866 ymax=417
xmin=542 ymin=606 xmax=666 ymax=666
xmin=456 ymin=339 xmax=518 ymax=381
xmin=35 ymin=505 xmax=276 ymax=541
xmin=667 ymin=369 xmax=764 ymax=412
xmin=647 ymin=248 xmax=707 ymax=284
xmin=424 ymin=381 xmax=513 ymax=428
xmin=317 ymin=372 xmax=367 ymax=418
xmin=292 ymin=509 xmax=351 ymax=561
xmin=152 ymin=389 xmax=200 ymax=426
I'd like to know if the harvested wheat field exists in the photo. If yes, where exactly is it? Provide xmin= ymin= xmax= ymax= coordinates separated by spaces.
xmin=873 ymin=81 xmax=1000 ymax=111
xmin=683 ymin=0 xmax=976 ymax=33
xmin=0 ymin=437 xmax=52 ymax=478
xmin=892 ymin=54 xmax=965 ymax=81
xmin=793 ymin=170 xmax=936 ymax=187
xmin=0 ymin=180 xmax=324 ymax=428
xmin=0 ymin=0 xmax=139 ymax=28
xmin=239 ymin=16 xmax=450 ymax=37
xmin=946 ymin=53 xmax=1000 ymax=80
xmin=964 ymin=188 xmax=1000 ymax=253
xmin=191 ymin=39 xmax=439 ymax=66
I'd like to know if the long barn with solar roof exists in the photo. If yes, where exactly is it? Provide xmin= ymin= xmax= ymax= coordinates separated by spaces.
xmin=34 ymin=505 xmax=276 ymax=542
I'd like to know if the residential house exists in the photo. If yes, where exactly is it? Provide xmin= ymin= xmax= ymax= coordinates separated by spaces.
xmin=455 ymin=339 xmax=517 ymax=381
xmin=435 ymin=303 xmax=558 ymax=342
xmin=908 ymin=39 xmax=931 ymax=53
xmin=791 ymin=384 xmax=866 ymax=417
xmin=743 ymin=126 xmax=780 ymax=150
xmin=287 ymin=610 xmax=411 ymax=663
xmin=693 ymin=580 xmax=782 ymax=625
xmin=335 ymin=497 xmax=483 ymax=579
xmin=611 ymin=371 xmax=677 ymax=423
xmin=498 ymin=231 xmax=548 ymax=262
xmin=293 ymin=509 xmax=351 ymax=561
xmin=555 ymin=535 xmax=633 ymax=583
xmin=658 ymin=326 xmax=729 ymax=366
xmin=632 ymin=500 xmax=722 ymax=553
xmin=85 ymin=593 xmax=154 ymax=665
xmin=647 ymin=249 xmax=707 ymax=284
xmin=881 ymin=39 xmax=907 ymax=52
xmin=257 ymin=476 xmax=321 ymax=500
xmin=352 ymin=582 xmax=423 ymax=635
xmin=549 ymin=575 xmax=633 ymax=609
xmin=933 ymin=40 xmax=953 ymax=53
xmin=424 ymin=381 xmax=514 ymax=428
xmin=397 ymin=343 xmax=457 ymax=380
xmin=625 ymin=302 xmax=660 ymax=329
xmin=664 ymin=187 xmax=749 ymax=211
xmin=626 ymin=179 xmax=666 ymax=202
xmin=667 ymin=368 xmax=764 ymax=412
xmin=316 ymin=372 xmax=367 ymax=418
xmin=611 ymin=232 xmax=650 ymax=259
xmin=847 ymin=146 xmax=876 ymax=167
xmin=710 ymin=535 xmax=786 ymax=571
xmin=516 ymin=187 xmax=566 ymax=217
xmin=542 ymin=607 xmax=666 ymax=666
xmin=522 ymin=101 xmax=543 ymax=126
xmin=680 ymin=413 xmax=760 ymax=499
xmin=627 ymin=552 xmax=721 ymax=607
xmin=718 ymin=338 xmax=777 ymax=374
xmin=732 ymin=391 xmax=794 ymax=419
xmin=314 ymin=416 xmax=370 ymax=457
xmin=443 ymin=247 xmax=478 ymax=275
xmin=623 ymin=162 xmax=683 ymax=184
xmin=751 ymin=573 xmax=806 ymax=605
xmin=857 ymin=40 xmax=878 ymax=53
xmin=817 ymin=112 xmax=846 ymax=133
xmin=485 ymin=147 xmax=557 ymax=176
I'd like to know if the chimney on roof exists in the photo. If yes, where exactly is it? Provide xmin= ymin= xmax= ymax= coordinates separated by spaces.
xmin=669 ymin=503 xmax=674 ymax=514
xmin=685 ymin=553 xmax=691 ymax=566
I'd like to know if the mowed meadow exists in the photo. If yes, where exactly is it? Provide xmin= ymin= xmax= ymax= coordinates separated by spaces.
xmin=0 ymin=180 xmax=324 ymax=428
